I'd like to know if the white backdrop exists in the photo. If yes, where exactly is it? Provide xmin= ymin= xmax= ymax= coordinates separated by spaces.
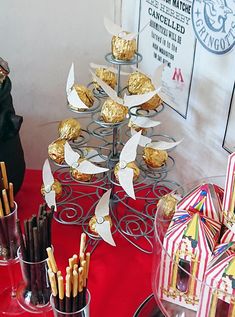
xmin=122 ymin=0 xmax=235 ymax=185
xmin=0 ymin=0 xmax=114 ymax=170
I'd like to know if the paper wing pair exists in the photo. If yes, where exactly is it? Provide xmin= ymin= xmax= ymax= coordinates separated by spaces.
xmin=42 ymin=159 xmax=57 ymax=211
xmin=93 ymin=189 xmax=116 ymax=246
xmin=64 ymin=142 xmax=109 ymax=175
xmin=117 ymin=131 xmax=142 ymax=200
xmin=66 ymin=63 xmax=89 ymax=110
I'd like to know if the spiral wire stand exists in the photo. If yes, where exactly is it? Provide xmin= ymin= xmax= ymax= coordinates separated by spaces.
xmin=50 ymin=52 xmax=180 ymax=253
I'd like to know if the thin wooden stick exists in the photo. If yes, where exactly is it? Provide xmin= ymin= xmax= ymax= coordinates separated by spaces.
xmin=58 ymin=276 xmax=64 ymax=312
xmin=65 ymin=274 xmax=71 ymax=313
xmin=78 ymin=267 xmax=84 ymax=309
xmin=0 ymin=198 xmax=4 ymax=218
xmin=9 ymin=183 xmax=14 ymax=210
xmin=72 ymin=270 xmax=78 ymax=312
xmin=79 ymin=233 xmax=86 ymax=257
xmin=0 ymin=162 xmax=8 ymax=190
xmin=46 ymin=247 xmax=58 ymax=273
xmin=2 ymin=189 xmax=10 ymax=215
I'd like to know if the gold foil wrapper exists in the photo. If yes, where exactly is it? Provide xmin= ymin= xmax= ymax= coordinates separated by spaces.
xmin=143 ymin=147 xmax=168 ymax=168
xmin=111 ymin=35 xmax=136 ymax=61
xmin=48 ymin=139 xmax=66 ymax=165
xmin=114 ymin=161 xmax=140 ymax=182
xmin=58 ymin=118 xmax=81 ymax=141
xmin=41 ymin=179 xmax=62 ymax=198
xmin=101 ymin=98 xmax=128 ymax=123
xmin=94 ymin=68 xmax=117 ymax=90
xmin=128 ymin=71 xmax=151 ymax=95
xmin=70 ymin=159 xmax=93 ymax=182
xmin=139 ymin=81 xmax=162 ymax=110
xmin=72 ymin=84 xmax=94 ymax=109
xmin=89 ymin=215 xmax=112 ymax=235
xmin=158 ymin=194 xmax=178 ymax=219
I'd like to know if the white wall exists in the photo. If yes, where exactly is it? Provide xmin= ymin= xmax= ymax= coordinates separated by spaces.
xmin=0 ymin=0 xmax=114 ymax=169
xmin=122 ymin=0 xmax=234 ymax=185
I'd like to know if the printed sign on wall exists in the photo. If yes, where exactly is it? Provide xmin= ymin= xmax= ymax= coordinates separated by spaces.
xmin=192 ymin=0 xmax=235 ymax=55
xmin=137 ymin=0 xmax=196 ymax=118
xmin=223 ymin=83 xmax=235 ymax=153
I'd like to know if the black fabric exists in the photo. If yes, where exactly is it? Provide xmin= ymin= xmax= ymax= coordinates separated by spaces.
xmin=0 ymin=77 xmax=25 ymax=193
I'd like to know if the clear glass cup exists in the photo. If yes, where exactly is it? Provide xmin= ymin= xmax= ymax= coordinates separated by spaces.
xmin=0 ymin=202 xmax=25 ymax=315
xmin=50 ymin=289 xmax=91 ymax=317
xmin=152 ymin=176 xmax=232 ymax=317
xmin=17 ymin=247 xmax=51 ymax=314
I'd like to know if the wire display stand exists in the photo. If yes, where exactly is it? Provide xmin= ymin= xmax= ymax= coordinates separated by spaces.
xmin=50 ymin=52 xmax=180 ymax=254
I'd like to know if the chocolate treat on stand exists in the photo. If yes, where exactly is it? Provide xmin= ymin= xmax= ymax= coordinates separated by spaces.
xmin=101 ymin=98 xmax=128 ymax=123
xmin=70 ymin=159 xmax=93 ymax=182
xmin=58 ymin=118 xmax=81 ymax=141
xmin=111 ymin=34 xmax=137 ymax=61
xmin=89 ymin=214 xmax=113 ymax=235
xmin=128 ymin=71 xmax=151 ymax=95
xmin=94 ymin=67 xmax=117 ymax=90
xmin=48 ymin=139 xmax=66 ymax=165
xmin=143 ymin=147 xmax=168 ymax=168
xmin=114 ymin=161 xmax=140 ymax=182
xmin=41 ymin=178 xmax=62 ymax=198
xmin=71 ymin=84 xmax=94 ymax=109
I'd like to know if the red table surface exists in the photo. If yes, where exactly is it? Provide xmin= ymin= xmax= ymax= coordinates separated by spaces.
xmin=0 ymin=170 xmax=154 ymax=317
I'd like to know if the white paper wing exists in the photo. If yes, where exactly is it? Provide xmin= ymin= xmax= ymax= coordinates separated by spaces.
xmin=131 ymin=116 xmax=161 ymax=128
xmin=152 ymin=64 xmax=166 ymax=89
xmin=90 ymin=71 xmax=123 ymax=104
xmin=67 ymin=88 xmax=89 ymax=109
xmin=123 ymin=89 xmax=161 ymax=108
xmin=95 ymin=189 xmax=111 ymax=218
xmin=66 ymin=63 xmax=75 ymax=94
xmin=84 ymin=149 xmax=107 ymax=163
xmin=118 ymin=167 xmax=135 ymax=200
xmin=96 ymin=221 xmax=116 ymax=246
xmin=64 ymin=142 xmax=80 ymax=167
xmin=45 ymin=190 xmax=57 ymax=211
xmin=43 ymin=159 xmax=54 ymax=187
xmin=78 ymin=160 xmax=109 ymax=175
xmin=149 ymin=139 xmax=183 ymax=150
xmin=120 ymin=130 xmax=141 ymax=163
xmin=104 ymin=17 xmax=123 ymax=36
xmin=140 ymin=135 xmax=152 ymax=147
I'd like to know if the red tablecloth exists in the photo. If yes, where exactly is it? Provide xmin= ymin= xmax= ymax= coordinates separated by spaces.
xmin=0 ymin=170 xmax=153 ymax=317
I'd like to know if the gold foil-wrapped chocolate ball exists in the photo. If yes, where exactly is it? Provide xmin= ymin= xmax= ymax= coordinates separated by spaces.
xmin=72 ymin=84 xmax=94 ymax=109
xmin=101 ymin=98 xmax=128 ymax=123
xmin=41 ymin=179 xmax=62 ymax=198
xmin=114 ymin=161 xmax=140 ymax=182
xmin=48 ymin=139 xmax=66 ymax=165
xmin=157 ymin=194 xmax=178 ymax=219
xmin=128 ymin=71 xmax=151 ymax=95
xmin=111 ymin=34 xmax=137 ymax=60
xmin=58 ymin=118 xmax=81 ymax=141
xmin=70 ymin=159 xmax=93 ymax=182
xmin=139 ymin=81 xmax=162 ymax=110
xmin=89 ymin=215 xmax=113 ymax=235
xmin=94 ymin=68 xmax=117 ymax=90
xmin=143 ymin=147 xmax=168 ymax=168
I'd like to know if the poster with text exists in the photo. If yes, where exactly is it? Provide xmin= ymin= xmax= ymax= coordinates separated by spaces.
xmin=137 ymin=0 xmax=196 ymax=118
xmin=223 ymin=84 xmax=235 ymax=153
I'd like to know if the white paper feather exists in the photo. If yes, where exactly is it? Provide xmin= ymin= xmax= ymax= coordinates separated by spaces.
xmin=123 ymin=89 xmax=161 ymax=108
xmin=96 ymin=220 xmax=116 ymax=246
xmin=95 ymin=189 xmax=112 ymax=218
xmin=130 ymin=116 xmax=161 ymax=128
xmin=120 ymin=130 xmax=141 ymax=163
xmin=45 ymin=190 xmax=57 ymax=211
xmin=90 ymin=71 xmax=123 ymax=104
xmin=77 ymin=160 xmax=109 ymax=175
xmin=66 ymin=63 xmax=75 ymax=94
xmin=118 ymin=168 xmax=135 ymax=200
xmin=83 ymin=149 xmax=107 ymax=163
xmin=67 ymin=88 xmax=89 ymax=109
xmin=64 ymin=142 xmax=80 ymax=168
xmin=43 ymin=159 xmax=54 ymax=188
xmin=147 ymin=139 xmax=183 ymax=150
